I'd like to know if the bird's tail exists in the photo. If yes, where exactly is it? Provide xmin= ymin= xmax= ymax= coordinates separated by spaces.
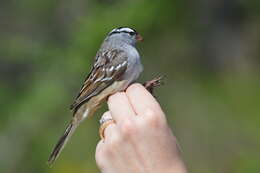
xmin=47 ymin=120 xmax=79 ymax=165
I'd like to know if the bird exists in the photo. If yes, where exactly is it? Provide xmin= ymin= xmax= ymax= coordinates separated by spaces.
xmin=47 ymin=27 xmax=144 ymax=165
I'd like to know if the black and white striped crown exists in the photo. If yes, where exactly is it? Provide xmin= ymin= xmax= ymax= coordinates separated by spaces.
xmin=108 ymin=27 xmax=137 ymax=36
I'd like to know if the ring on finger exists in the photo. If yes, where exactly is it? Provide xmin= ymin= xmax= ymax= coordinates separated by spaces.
xmin=99 ymin=117 xmax=115 ymax=140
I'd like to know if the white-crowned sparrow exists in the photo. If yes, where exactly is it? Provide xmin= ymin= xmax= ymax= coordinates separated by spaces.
xmin=48 ymin=27 xmax=144 ymax=165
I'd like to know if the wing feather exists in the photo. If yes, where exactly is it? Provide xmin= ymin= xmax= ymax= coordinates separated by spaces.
xmin=70 ymin=49 xmax=128 ymax=111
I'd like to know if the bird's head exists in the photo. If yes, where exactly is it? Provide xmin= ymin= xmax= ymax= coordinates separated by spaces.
xmin=106 ymin=27 xmax=143 ymax=45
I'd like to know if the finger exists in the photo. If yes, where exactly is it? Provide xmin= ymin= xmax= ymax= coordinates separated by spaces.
xmin=100 ymin=111 xmax=117 ymax=140
xmin=126 ymin=83 xmax=165 ymax=117
xmin=95 ymin=139 xmax=106 ymax=169
xmin=96 ymin=140 xmax=105 ymax=155
xmin=108 ymin=92 xmax=136 ymax=122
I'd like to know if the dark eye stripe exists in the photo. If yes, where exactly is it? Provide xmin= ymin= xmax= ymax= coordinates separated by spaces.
xmin=129 ymin=32 xmax=135 ymax=36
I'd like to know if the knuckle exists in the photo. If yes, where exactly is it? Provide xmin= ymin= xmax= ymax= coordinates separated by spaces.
xmin=143 ymin=108 xmax=163 ymax=127
xmin=102 ymin=146 xmax=114 ymax=159
xmin=107 ymin=133 xmax=122 ymax=148
xmin=120 ymin=119 xmax=136 ymax=138
xmin=103 ymin=145 xmax=114 ymax=158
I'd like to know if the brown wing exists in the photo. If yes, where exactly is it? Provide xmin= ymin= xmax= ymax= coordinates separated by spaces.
xmin=70 ymin=49 xmax=128 ymax=112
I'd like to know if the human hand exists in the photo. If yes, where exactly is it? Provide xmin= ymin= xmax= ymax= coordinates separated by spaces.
xmin=95 ymin=83 xmax=187 ymax=173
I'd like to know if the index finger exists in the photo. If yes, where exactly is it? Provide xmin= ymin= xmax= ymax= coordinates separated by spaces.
xmin=107 ymin=92 xmax=136 ymax=122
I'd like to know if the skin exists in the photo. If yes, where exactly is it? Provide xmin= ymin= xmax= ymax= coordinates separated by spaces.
xmin=95 ymin=83 xmax=187 ymax=173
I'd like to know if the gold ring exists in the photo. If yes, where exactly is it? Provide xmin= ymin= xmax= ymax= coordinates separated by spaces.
xmin=99 ymin=119 xmax=115 ymax=140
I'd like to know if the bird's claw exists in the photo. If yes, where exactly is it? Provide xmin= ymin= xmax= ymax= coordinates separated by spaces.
xmin=143 ymin=76 xmax=164 ymax=95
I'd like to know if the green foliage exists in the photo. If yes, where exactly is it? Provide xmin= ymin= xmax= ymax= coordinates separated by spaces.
xmin=0 ymin=0 xmax=260 ymax=172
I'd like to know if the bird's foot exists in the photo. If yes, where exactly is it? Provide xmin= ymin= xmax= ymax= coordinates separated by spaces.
xmin=143 ymin=76 xmax=164 ymax=95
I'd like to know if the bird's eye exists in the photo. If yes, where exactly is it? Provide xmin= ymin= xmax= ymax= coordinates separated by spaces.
xmin=129 ymin=32 xmax=135 ymax=36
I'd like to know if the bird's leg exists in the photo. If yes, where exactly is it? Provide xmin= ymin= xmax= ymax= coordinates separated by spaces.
xmin=143 ymin=76 xmax=164 ymax=95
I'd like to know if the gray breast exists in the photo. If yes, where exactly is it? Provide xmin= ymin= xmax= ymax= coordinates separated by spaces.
xmin=122 ymin=44 xmax=143 ymax=84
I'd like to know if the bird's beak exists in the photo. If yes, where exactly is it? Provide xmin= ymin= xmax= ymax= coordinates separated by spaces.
xmin=136 ymin=33 xmax=144 ymax=42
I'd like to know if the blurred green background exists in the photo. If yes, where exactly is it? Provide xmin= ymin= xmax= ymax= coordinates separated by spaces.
xmin=1 ymin=0 xmax=260 ymax=172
